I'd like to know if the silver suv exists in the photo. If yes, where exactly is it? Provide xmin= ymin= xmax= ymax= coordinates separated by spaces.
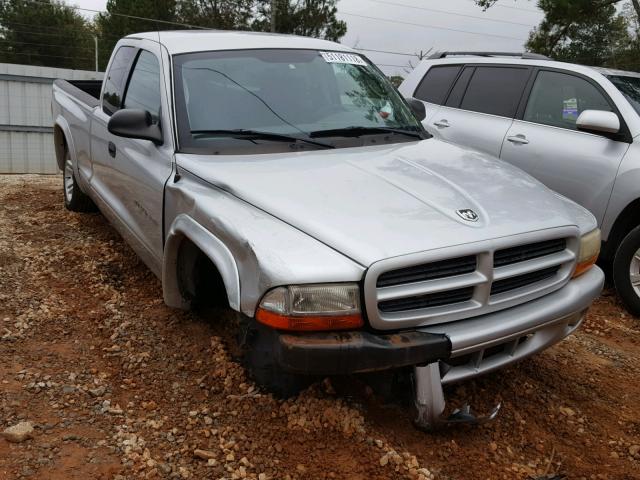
xmin=400 ymin=52 xmax=640 ymax=315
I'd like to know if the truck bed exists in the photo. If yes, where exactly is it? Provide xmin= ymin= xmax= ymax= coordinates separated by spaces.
xmin=53 ymin=79 xmax=102 ymax=109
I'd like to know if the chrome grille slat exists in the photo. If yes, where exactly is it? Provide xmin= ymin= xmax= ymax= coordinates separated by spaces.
xmin=492 ymin=249 xmax=575 ymax=280
xmin=490 ymin=265 xmax=560 ymax=296
xmin=379 ymin=286 xmax=474 ymax=313
xmin=364 ymin=228 xmax=580 ymax=330
xmin=376 ymin=255 xmax=477 ymax=288
xmin=377 ymin=271 xmax=487 ymax=301
xmin=494 ymin=238 xmax=566 ymax=267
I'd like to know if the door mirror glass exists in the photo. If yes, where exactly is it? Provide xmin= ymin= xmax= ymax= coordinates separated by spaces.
xmin=576 ymin=110 xmax=620 ymax=135
xmin=406 ymin=98 xmax=426 ymax=121
xmin=108 ymin=109 xmax=163 ymax=145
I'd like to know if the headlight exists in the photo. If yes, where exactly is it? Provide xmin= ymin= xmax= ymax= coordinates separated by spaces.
xmin=573 ymin=229 xmax=601 ymax=278
xmin=255 ymin=283 xmax=363 ymax=331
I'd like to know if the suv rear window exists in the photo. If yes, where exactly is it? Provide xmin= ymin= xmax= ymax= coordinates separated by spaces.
xmin=459 ymin=66 xmax=529 ymax=117
xmin=413 ymin=66 xmax=461 ymax=105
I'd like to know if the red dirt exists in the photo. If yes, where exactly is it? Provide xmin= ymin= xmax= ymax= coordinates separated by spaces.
xmin=0 ymin=175 xmax=639 ymax=480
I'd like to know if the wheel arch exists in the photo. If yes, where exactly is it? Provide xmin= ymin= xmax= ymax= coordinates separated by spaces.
xmin=602 ymin=197 xmax=640 ymax=260
xmin=53 ymin=116 xmax=75 ymax=172
xmin=163 ymin=214 xmax=241 ymax=311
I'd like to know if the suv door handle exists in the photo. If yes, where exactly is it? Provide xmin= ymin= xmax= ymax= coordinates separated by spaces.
xmin=433 ymin=119 xmax=450 ymax=128
xmin=506 ymin=134 xmax=529 ymax=145
xmin=108 ymin=141 xmax=116 ymax=157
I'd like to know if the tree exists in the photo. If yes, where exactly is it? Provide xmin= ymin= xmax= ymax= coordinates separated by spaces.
xmin=476 ymin=0 xmax=640 ymax=68
xmin=0 ymin=0 xmax=95 ymax=69
xmin=388 ymin=75 xmax=404 ymax=88
xmin=177 ymin=0 xmax=254 ymax=30
xmin=95 ymin=0 xmax=178 ymax=70
xmin=527 ymin=1 xmax=629 ymax=63
xmin=252 ymin=0 xmax=347 ymax=41
xmin=476 ymin=0 xmax=639 ymax=17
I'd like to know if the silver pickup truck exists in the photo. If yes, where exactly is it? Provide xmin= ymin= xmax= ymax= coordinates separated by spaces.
xmin=52 ymin=31 xmax=604 ymax=430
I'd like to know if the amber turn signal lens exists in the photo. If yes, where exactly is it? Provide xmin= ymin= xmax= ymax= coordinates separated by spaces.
xmin=255 ymin=308 xmax=364 ymax=331
xmin=572 ymin=229 xmax=601 ymax=278
xmin=573 ymin=254 xmax=599 ymax=278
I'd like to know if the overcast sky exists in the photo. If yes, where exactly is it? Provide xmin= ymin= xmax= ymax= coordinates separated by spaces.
xmin=69 ymin=0 xmax=543 ymax=75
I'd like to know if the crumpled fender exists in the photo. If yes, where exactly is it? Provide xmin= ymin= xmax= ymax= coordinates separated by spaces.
xmin=162 ymin=169 xmax=365 ymax=316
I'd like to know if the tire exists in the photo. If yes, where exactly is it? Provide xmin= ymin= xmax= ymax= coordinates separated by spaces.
xmin=237 ymin=315 xmax=315 ymax=398
xmin=63 ymin=149 xmax=96 ymax=212
xmin=613 ymin=224 xmax=640 ymax=316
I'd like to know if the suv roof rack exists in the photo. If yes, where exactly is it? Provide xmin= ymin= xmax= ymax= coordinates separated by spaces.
xmin=428 ymin=51 xmax=550 ymax=60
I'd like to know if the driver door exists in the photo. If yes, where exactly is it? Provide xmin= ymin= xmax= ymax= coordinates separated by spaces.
xmin=91 ymin=44 xmax=173 ymax=272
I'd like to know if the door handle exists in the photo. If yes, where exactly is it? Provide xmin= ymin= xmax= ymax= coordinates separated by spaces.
xmin=433 ymin=119 xmax=450 ymax=128
xmin=108 ymin=141 xmax=116 ymax=158
xmin=506 ymin=134 xmax=529 ymax=145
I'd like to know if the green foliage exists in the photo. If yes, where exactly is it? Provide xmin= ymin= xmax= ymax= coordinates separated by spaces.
xmin=527 ymin=1 xmax=629 ymax=63
xmin=95 ymin=0 xmax=178 ymax=70
xmin=476 ymin=0 xmax=640 ymax=70
xmin=176 ymin=0 xmax=254 ymax=29
xmin=0 ymin=0 xmax=95 ymax=69
xmin=251 ymin=0 xmax=347 ymax=41
xmin=387 ymin=75 xmax=404 ymax=88
xmin=0 ymin=0 xmax=347 ymax=71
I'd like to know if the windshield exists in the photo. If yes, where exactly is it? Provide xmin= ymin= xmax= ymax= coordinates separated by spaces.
xmin=173 ymin=49 xmax=424 ymax=154
xmin=608 ymin=75 xmax=640 ymax=115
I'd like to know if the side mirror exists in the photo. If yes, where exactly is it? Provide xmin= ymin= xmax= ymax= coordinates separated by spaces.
xmin=108 ymin=109 xmax=163 ymax=145
xmin=576 ymin=110 xmax=620 ymax=135
xmin=406 ymin=98 xmax=426 ymax=121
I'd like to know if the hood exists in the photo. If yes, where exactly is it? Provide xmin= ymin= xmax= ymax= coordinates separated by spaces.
xmin=177 ymin=139 xmax=592 ymax=266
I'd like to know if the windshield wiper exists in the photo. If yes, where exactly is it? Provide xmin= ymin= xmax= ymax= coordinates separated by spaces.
xmin=190 ymin=129 xmax=334 ymax=149
xmin=309 ymin=126 xmax=425 ymax=139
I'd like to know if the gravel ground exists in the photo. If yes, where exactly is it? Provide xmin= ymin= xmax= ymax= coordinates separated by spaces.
xmin=1 ymin=174 xmax=639 ymax=480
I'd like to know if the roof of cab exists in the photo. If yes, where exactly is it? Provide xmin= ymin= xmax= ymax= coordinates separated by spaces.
xmin=126 ymin=30 xmax=355 ymax=55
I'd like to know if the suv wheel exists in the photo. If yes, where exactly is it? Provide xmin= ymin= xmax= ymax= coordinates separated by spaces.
xmin=63 ymin=150 xmax=96 ymax=212
xmin=613 ymin=225 xmax=640 ymax=316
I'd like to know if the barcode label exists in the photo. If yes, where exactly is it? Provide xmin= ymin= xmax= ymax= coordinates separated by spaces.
xmin=320 ymin=51 xmax=367 ymax=66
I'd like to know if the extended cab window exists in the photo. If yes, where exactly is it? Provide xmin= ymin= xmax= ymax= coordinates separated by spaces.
xmin=413 ymin=66 xmax=461 ymax=105
xmin=459 ymin=66 xmax=529 ymax=117
xmin=102 ymin=46 xmax=136 ymax=116
xmin=524 ymin=70 xmax=612 ymax=130
xmin=123 ymin=50 xmax=161 ymax=122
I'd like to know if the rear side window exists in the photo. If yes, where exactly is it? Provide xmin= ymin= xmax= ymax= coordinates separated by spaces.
xmin=459 ymin=66 xmax=529 ymax=117
xmin=413 ymin=65 xmax=461 ymax=105
xmin=102 ymin=46 xmax=136 ymax=116
xmin=445 ymin=67 xmax=474 ymax=107
xmin=123 ymin=50 xmax=161 ymax=122
xmin=524 ymin=70 xmax=612 ymax=130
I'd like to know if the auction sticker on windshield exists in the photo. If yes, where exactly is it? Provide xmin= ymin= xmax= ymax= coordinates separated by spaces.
xmin=320 ymin=51 xmax=367 ymax=66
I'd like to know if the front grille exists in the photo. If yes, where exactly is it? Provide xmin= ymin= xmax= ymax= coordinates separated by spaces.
xmin=490 ymin=266 xmax=560 ymax=295
xmin=376 ymin=255 xmax=476 ymax=288
xmin=494 ymin=239 xmax=566 ymax=268
xmin=366 ymin=232 xmax=577 ymax=329
xmin=379 ymin=287 xmax=474 ymax=313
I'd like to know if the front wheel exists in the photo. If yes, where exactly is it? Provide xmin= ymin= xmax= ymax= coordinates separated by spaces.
xmin=237 ymin=315 xmax=315 ymax=398
xmin=63 ymin=150 xmax=96 ymax=212
xmin=613 ymin=225 xmax=640 ymax=316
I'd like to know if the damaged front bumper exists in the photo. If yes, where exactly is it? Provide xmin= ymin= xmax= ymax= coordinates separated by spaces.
xmin=259 ymin=266 xmax=604 ymax=430
xmin=273 ymin=266 xmax=604 ymax=379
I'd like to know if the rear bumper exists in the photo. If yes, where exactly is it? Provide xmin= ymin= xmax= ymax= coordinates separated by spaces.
xmin=271 ymin=266 xmax=604 ymax=376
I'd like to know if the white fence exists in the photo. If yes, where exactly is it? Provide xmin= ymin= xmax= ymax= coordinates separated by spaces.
xmin=0 ymin=63 xmax=103 ymax=174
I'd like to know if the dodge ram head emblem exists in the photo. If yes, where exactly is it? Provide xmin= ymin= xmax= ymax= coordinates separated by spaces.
xmin=456 ymin=209 xmax=479 ymax=222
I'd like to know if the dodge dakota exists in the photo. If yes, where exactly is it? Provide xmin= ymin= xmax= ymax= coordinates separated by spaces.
xmin=52 ymin=31 xmax=604 ymax=430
